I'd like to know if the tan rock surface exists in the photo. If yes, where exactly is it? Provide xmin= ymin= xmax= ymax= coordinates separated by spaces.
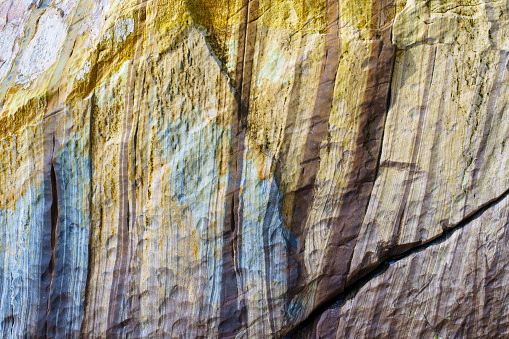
xmin=350 ymin=0 xmax=509 ymax=281
xmin=0 ymin=0 xmax=508 ymax=338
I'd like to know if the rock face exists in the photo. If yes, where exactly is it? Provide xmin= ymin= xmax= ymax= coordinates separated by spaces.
xmin=0 ymin=0 xmax=508 ymax=337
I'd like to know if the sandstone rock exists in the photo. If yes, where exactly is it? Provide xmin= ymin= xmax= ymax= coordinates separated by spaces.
xmin=0 ymin=0 xmax=508 ymax=338
xmin=349 ymin=0 xmax=509 ymax=282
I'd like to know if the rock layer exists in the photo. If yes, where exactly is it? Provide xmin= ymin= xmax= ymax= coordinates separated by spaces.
xmin=0 ymin=0 xmax=508 ymax=338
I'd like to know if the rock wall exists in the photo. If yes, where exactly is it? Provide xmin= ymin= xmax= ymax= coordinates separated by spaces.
xmin=0 ymin=0 xmax=508 ymax=337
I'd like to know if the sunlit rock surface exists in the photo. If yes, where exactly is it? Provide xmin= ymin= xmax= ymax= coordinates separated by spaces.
xmin=0 ymin=0 xmax=508 ymax=337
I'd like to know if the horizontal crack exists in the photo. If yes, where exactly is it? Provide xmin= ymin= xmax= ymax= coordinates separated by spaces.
xmin=285 ymin=185 xmax=509 ymax=337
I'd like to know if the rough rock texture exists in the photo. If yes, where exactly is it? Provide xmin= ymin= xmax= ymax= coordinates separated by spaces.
xmin=292 ymin=190 xmax=509 ymax=338
xmin=1 ymin=0 xmax=509 ymax=338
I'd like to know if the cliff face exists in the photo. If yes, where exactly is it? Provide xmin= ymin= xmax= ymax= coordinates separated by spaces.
xmin=0 ymin=0 xmax=508 ymax=337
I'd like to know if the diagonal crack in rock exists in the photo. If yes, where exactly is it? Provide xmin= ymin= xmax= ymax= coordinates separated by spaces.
xmin=285 ymin=184 xmax=509 ymax=338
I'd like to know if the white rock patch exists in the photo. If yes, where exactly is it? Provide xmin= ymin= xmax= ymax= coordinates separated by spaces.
xmin=0 ymin=23 xmax=20 ymax=81
xmin=54 ymin=0 xmax=79 ymax=18
xmin=76 ymin=60 xmax=91 ymax=81
xmin=0 ymin=0 xmax=38 ymax=82
xmin=17 ymin=9 xmax=68 ymax=85
xmin=114 ymin=17 xmax=134 ymax=43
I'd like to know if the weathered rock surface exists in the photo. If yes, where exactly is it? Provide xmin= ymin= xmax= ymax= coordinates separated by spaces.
xmin=291 ymin=191 xmax=509 ymax=338
xmin=0 ymin=0 xmax=508 ymax=338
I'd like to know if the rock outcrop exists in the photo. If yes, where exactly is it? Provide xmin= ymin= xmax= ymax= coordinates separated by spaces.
xmin=0 ymin=0 xmax=508 ymax=337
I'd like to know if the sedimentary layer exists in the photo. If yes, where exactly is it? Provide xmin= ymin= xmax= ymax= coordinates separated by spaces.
xmin=0 ymin=0 xmax=508 ymax=338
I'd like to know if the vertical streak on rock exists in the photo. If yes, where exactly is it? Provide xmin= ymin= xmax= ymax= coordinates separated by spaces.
xmin=237 ymin=0 xmax=258 ymax=130
xmin=261 ymin=180 xmax=281 ymax=335
xmin=219 ymin=0 xmax=258 ymax=335
xmin=417 ymin=57 xmax=450 ymax=232
xmin=391 ymin=46 xmax=436 ymax=250
xmin=219 ymin=194 xmax=241 ymax=336
xmin=289 ymin=0 xmax=340 ymax=239
xmin=315 ymin=1 xmax=396 ymax=302
xmin=129 ymin=124 xmax=140 ymax=336
xmin=35 ymin=103 xmax=91 ymax=337
xmin=127 ymin=64 xmax=143 ymax=339
xmin=107 ymin=5 xmax=146 ymax=330
xmin=282 ymin=0 xmax=341 ymax=302
xmin=274 ymin=31 xmax=316 ymax=318
xmin=47 ymin=152 xmax=59 ymax=336
xmin=38 ymin=112 xmax=60 ymax=338
xmin=82 ymin=94 xmax=95 ymax=336
xmin=276 ymin=34 xmax=311 ymax=181
xmin=236 ymin=0 xmax=258 ymax=331
xmin=107 ymin=59 xmax=135 ymax=337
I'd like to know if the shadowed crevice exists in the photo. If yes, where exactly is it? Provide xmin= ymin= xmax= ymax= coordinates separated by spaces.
xmin=38 ymin=126 xmax=60 ymax=338
xmin=44 ymin=151 xmax=59 ymax=337
xmin=219 ymin=0 xmax=258 ymax=336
